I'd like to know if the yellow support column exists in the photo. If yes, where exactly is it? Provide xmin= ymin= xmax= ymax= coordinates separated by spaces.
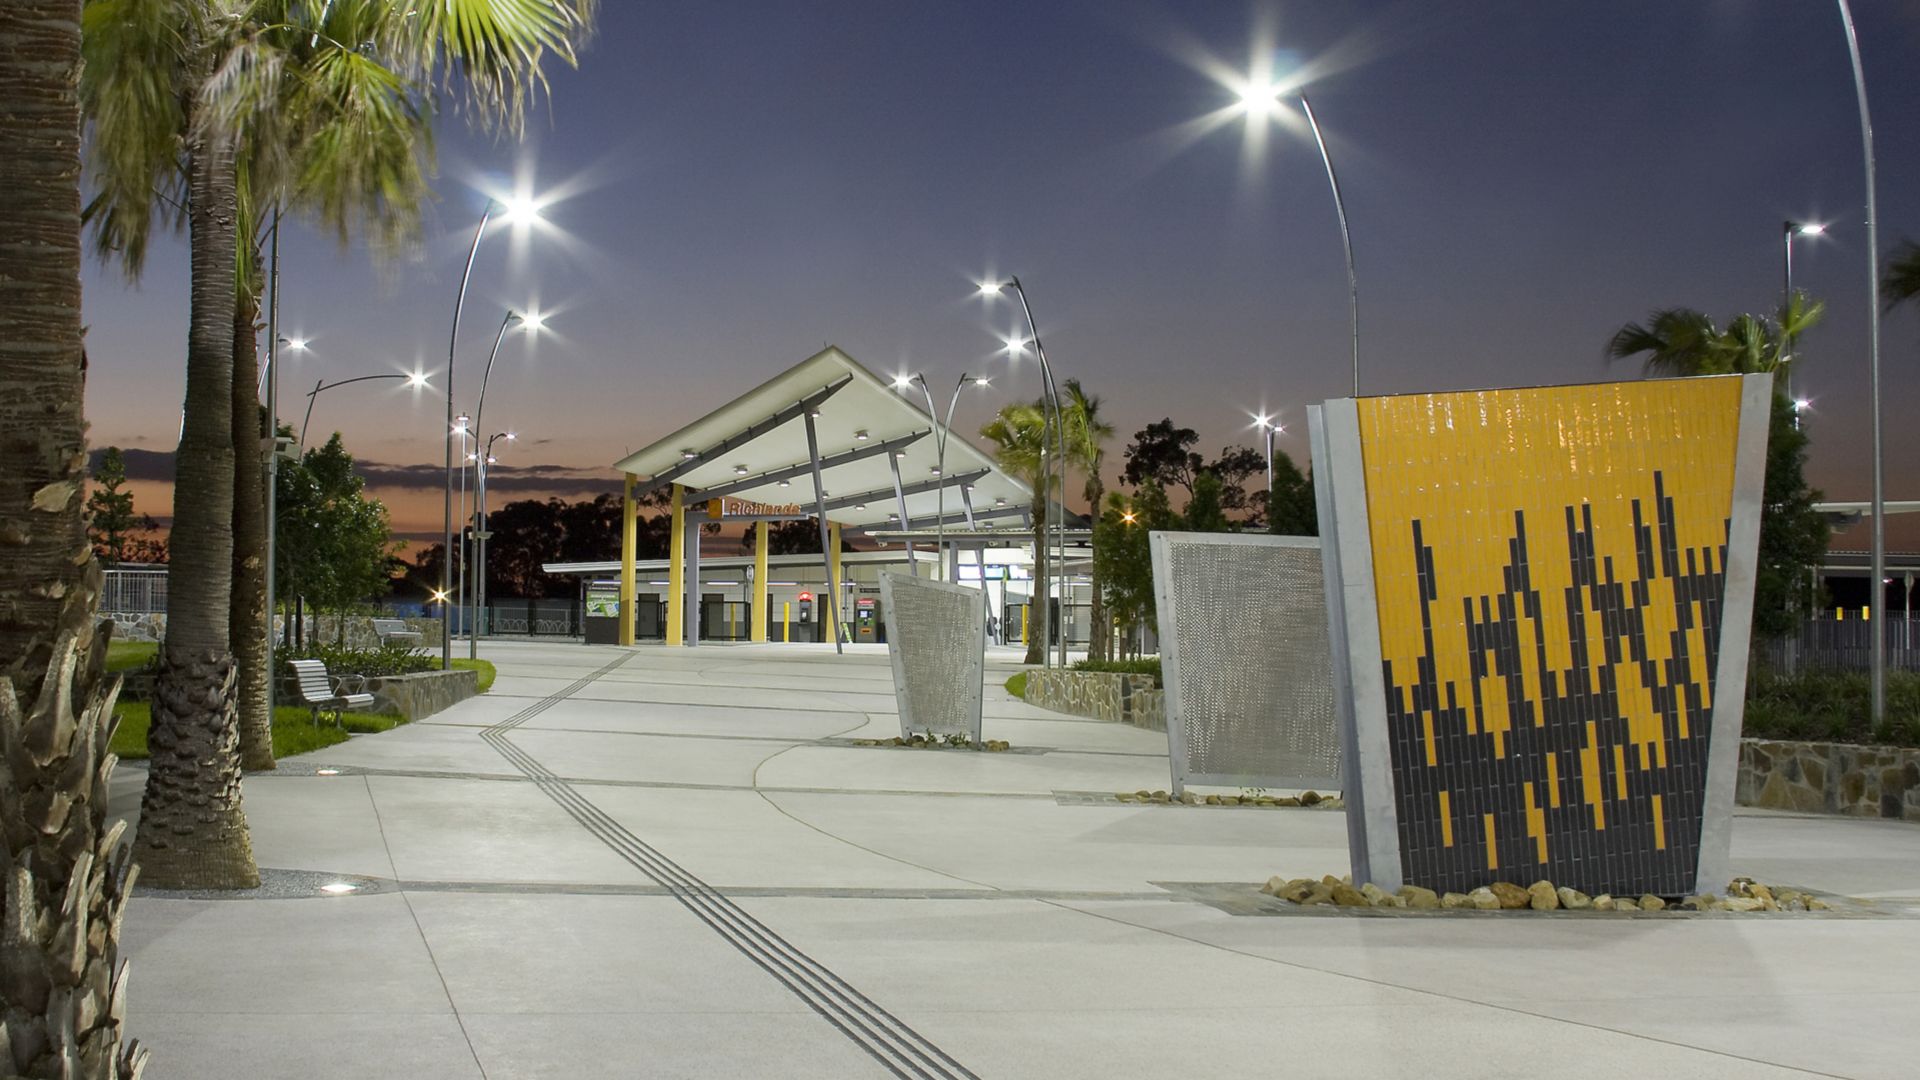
xmin=828 ymin=521 xmax=844 ymax=643
xmin=667 ymin=484 xmax=685 ymax=646
xmin=751 ymin=519 xmax=770 ymax=642
xmin=618 ymin=474 xmax=638 ymax=645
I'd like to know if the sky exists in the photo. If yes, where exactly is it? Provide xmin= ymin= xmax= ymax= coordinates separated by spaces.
xmin=80 ymin=1 xmax=1920 ymax=553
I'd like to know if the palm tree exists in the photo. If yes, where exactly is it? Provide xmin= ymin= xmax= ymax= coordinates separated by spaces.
xmin=1605 ymin=294 xmax=1823 ymax=377
xmin=1887 ymin=240 xmax=1920 ymax=311
xmin=81 ymin=0 xmax=598 ymax=888
xmin=0 ymin=0 xmax=149 ymax=1073
xmin=981 ymin=402 xmax=1051 ymax=665
xmin=1063 ymin=380 xmax=1114 ymax=661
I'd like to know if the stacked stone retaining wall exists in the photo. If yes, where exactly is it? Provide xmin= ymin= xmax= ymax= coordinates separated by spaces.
xmin=365 ymin=669 xmax=479 ymax=721
xmin=1022 ymin=670 xmax=1166 ymax=731
xmin=107 ymin=613 xmax=444 ymax=649
xmin=1739 ymin=738 xmax=1920 ymax=821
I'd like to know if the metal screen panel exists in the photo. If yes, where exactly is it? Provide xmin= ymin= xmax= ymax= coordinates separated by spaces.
xmin=880 ymin=572 xmax=986 ymax=742
xmin=1151 ymin=532 xmax=1340 ymax=795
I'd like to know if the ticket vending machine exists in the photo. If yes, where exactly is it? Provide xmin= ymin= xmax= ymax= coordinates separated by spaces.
xmin=854 ymin=595 xmax=880 ymax=643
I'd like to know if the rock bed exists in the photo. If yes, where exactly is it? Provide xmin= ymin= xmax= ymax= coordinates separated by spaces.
xmin=1116 ymin=790 xmax=1346 ymax=809
xmin=851 ymin=735 xmax=1011 ymax=751
xmin=1259 ymin=874 xmax=1832 ymax=912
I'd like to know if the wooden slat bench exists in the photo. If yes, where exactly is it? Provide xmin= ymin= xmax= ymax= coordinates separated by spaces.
xmin=370 ymin=618 xmax=423 ymax=646
xmin=288 ymin=658 xmax=377 ymax=728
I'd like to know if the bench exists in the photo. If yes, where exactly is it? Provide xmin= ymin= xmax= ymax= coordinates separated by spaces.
xmin=371 ymin=618 xmax=423 ymax=646
xmin=288 ymin=659 xmax=377 ymax=728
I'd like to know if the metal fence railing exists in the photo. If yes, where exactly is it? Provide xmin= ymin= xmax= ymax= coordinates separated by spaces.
xmin=101 ymin=568 xmax=168 ymax=614
xmin=1758 ymin=617 xmax=1920 ymax=674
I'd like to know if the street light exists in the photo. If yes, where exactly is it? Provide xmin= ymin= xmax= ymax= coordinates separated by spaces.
xmin=472 ymin=430 xmax=515 ymax=653
xmin=1782 ymin=220 xmax=1826 ymax=413
xmin=894 ymin=372 xmax=992 ymax=577
xmin=441 ymin=193 xmax=544 ymax=669
xmin=471 ymin=308 xmax=542 ymax=471
xmin=298 ymin=371 xmax=430 ymax=451
xmin=1834 ymin=0 xmax=1886 ymax=725
xmin=1226 ymin=83 xmax=1360 ymax=397
xmin=979 ymin=278 xmax=1070 ymax=667
xmin=1252 ymin=412 xmax=1283 ymax=520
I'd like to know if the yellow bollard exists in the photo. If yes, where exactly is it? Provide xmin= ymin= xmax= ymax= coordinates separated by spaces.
xmin=782 ymin=602 xmax=791 ymax=643
xmin=1021 ymin=603 xmax=1029 ymax=645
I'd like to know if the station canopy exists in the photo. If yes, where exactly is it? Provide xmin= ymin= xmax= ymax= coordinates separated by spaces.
xmin=611 ymin=347 xmax=1033 ymax=531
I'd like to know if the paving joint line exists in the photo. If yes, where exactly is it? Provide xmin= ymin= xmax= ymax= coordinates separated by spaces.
xmin=479 ymin=652 xmax=978 ymax=1080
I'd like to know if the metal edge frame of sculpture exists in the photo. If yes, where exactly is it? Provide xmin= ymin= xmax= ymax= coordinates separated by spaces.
xmin=1311 ymin=374 xmax=1772 ymax=896
xmin=879 ymin=570 xmax=986 ymax=746
xmin=1150 ymin=530 xmax=1342 ymax=797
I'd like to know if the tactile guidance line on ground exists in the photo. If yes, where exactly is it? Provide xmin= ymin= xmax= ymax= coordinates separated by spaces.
xmin=479 ymin=651 xmax=978 ymax=1080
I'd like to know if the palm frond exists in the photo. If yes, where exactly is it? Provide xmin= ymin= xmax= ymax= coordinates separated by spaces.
xmin=1885 ymin=240 xmax=1920 ymax=312
xmin=80 ymin=0 xmax=200 ymax=275
xmin=383 ymin=0 xmax=597 ymax=135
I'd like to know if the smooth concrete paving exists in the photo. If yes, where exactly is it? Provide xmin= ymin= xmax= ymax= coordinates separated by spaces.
xmin=111 ymin=640 xmax=1920 ymax=1078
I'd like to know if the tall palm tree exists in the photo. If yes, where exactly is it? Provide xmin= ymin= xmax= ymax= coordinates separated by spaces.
xmin=81 ymin=0 xmax=598 ymax=888
xmin=1063 ymin=380 xmax=1114 ymax=661
xmin=0 ymin=0 xmax=148 ymax=1073
xmin=1606 ymin=294 xmax=1823 ymax=377
xmin=981 ymin=402 xmax=1051 ymax=665
xmin=1887 ymin=240 xmax=1920 ymax=312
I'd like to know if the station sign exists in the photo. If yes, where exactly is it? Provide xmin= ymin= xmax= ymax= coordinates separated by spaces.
xmin=708 ymin=496 xmax=809 ymax=520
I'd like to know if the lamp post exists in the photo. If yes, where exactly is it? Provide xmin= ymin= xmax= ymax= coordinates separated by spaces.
xmin=1834 ymin=0 xmax=1885 ymax=726
xmin=471 ymin=308 xmax=543 ymax=463
xmin=441 ymin=196 xmax=541 ymax=669
xmin=1230 ymin=85 xmax=1360 ymax=397
xmin=472 ymin=431 xmax=515 ymax=655
xmin=980 ymin=278 xmax=1069 ymax=667
xmin=453 ymin=414 xmax=471 ymax=639
xmin=1782 ymin=220 xmax=1825 ymax=417
xmin=895 ymin=372 xmax=992 ymax=576
xmin=298 ymin=371 xmax=430 ymax=451
xmin=1253 ymin=412 xmax=1282 ymax=522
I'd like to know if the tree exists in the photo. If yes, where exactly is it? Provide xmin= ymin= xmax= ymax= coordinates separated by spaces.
xmin=1606 ymin=299 xmax=1830 ymax=638
xmin=0 ymin=0 xmax=148 ymax=1071
xmin=1064 ymin=380 xmax=1115 ymax=661
xmin=81 ymin=0 xmax=600 ymax=888
xmin=87 ymin=446 xmax=158 ymax=563
xmin=275 ymin=434 xmax=397 ymax=637
xmin=1887 ymin=240 xmax=1920 ymax=312
xmin=1093 ymin=482 xmax=1179 ymax=658
xmin=1206 ymin=445 xmax=1266 ymax=520
xmin=1184 ymin=472 xmax=1231 ymax=532
xmin=981 ymin=402 xmax=1052 ymax=665
xmin=1267 ymin=450 xmax=1318 ymax=536
xmin=740 ymin=519 xmax=832 ymax=556
xmin=1121 ymin=418 xmax=1202 ymax=496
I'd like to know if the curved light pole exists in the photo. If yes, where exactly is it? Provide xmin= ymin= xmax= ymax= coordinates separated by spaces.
xmin=453 ymin=414 xmax=472 ymax=639
xmin=299 ymin=371 xmax=429 ymax=451
xmin=1252 ymin=412 xmax=1283 ymax=520
xmin=472 ymin=431 xmax=515 ymax=656
xmin=1231 ymin=85 xmax=1361 ymax=397
xmin=1834 ymin=0 xmax=1885 ymax=725
xmin=441 ymin=195 xmax=541 ymax=668
xmin=896 ymin=372 xmax=992 ymax=574
xmin=980 ymin=278 xmax=1070 ymax=667
xmin=471 ymin=308 xmax=543 ymax=459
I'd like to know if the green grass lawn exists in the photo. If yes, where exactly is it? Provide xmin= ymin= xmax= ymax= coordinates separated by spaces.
xmin=106 ymin=640 xmax=157 ymax=673
xmin=1005 ymin=671 xmax=1028 ymax=698
xmin=110 ymin=700 xmax=406 ymax=762
xmin=452 ymin=657 xmax=497 ymax=693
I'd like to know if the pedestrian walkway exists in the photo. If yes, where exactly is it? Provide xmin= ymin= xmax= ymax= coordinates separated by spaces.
xmin=114 ymin=641 xmax=1920 ymax=1078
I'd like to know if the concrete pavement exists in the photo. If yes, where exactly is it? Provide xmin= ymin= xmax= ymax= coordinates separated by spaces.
xmin=112 ymin=640 xmax=1920 ymax=1078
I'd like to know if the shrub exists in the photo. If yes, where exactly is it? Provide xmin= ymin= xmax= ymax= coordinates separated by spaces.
xmin=276 ymin=641 xmax=434 ymax=681
xmin=1743 ymin=669 xmax=1920 ymax=748
xmin=1071 ymin=657 xmax=1163 ymax=688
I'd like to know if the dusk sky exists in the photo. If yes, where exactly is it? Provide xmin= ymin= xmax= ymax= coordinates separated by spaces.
xmin=80 ymin=1 xmax=1920 ymax=551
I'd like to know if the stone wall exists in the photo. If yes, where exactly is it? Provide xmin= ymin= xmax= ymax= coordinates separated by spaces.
xmin=107 ymin=613 xmax=444 ymax=649
xmin=1739 ymin=738 xmax=1920 ymax=821
xmin=1023 ymin=670 xmax=1165 ymax=730
xmin=364 ymin=669 xmax=479 ymax=721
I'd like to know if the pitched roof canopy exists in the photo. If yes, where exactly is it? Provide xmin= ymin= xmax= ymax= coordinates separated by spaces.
xmin=611 ymin=347 xmax=1031 ymax=530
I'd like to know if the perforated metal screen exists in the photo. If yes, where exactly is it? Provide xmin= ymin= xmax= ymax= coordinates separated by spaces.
xmin=1151 ymin=532 xmax=1341 ymax=794
xmin=880 ymin=572 xmax=986 ymax=742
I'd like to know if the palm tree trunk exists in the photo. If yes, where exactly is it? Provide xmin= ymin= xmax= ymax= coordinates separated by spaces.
xmin=1025 ymin=502 xmax=1048 ymax=666
xmin=0 ymin=2 xmax=150 ymax=1073
xmin=1086 ymin=477 xmax=1109 ymax=662
xmin=232 ymin=277 xmax=273 ymax=770
xmin=132 ymin=114 xmax=259 ymax=889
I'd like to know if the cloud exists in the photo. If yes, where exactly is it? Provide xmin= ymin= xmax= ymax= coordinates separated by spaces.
xmin=87 ymin=447 xmax=615 ymax=498
xmin=88 ymin=447 xmax=175 ymax=482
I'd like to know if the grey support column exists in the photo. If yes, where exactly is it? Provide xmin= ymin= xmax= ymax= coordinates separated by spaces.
xmin=685 ymin=517 xmax=702 ymax=647
xmin=888 ymin=452 xmax=916 ymax=577
xmin=802 ymin=409 xmax=844 ymax=655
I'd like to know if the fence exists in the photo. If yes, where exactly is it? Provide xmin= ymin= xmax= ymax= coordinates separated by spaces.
xmin=483 ymin=598 xmax=582 ymax=637
xmin=1759 ymin=617 xmax=1920 ymax=674
xmin=101 ymin=568 xmax=167 ymax=614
